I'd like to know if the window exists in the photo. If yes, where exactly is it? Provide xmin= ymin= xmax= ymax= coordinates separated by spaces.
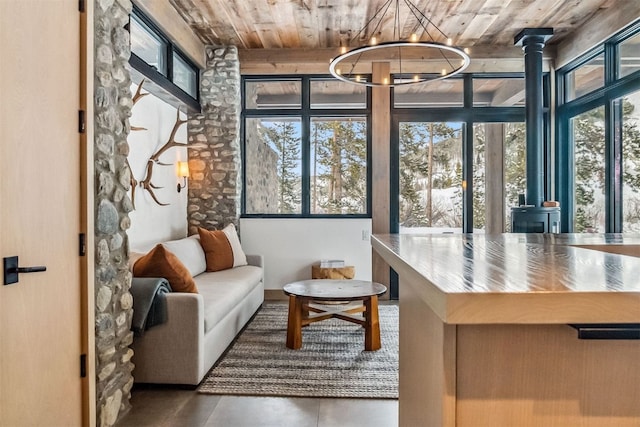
xmin=565 ymin=52 xmax=605 ymax=102
xmin=472 ymin=122 xmax=526 ymax=233
xmin=242 ymin=77 xmax=370 ymax=217
xmin=619 ymin=32 xmax=640 ymax=79
xmin=172 ymin=52 xmax=198 ymax=97
xmin=473 ymin=77 xmax=525 ymax=107
xmin=557 ymin=21 xmax=640 ymax=232
xmin=245 ymin=80 xmax=302 ymax=109
xmin=245 ymin=117 xmax=302 ymax=214
xmin=310 ymin=80 xmax=366 ymax=109
xmin=391 ymin=73 xmax=530 ymax=234
xmin=129 ymin=6 xmax=200 ymax=109
xmin=620 ymin=89 xmax=640 ymax=231
xmin=394 ymin=78 xmax=463 ymax=108
xmin=130 ymin=14 xmax=167 ymax=74
xmin=572 ymin=106 xmax=606 ymax=232
xmin=398 ymin=121 xmax=464 ymax=232
xmin=310 ymin=117 xmax=367 ymax=214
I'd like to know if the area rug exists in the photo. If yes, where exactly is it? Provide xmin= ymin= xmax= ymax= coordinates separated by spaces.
xmin=197 ymin=302 xmax=398 ymax=399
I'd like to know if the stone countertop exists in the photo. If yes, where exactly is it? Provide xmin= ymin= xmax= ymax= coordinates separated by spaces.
xmin=371 ymin=233 xmax=640 ymax=324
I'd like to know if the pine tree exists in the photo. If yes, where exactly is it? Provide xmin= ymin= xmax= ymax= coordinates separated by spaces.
xmin=260 ymin=121 xmax=301 ymax=213
xmin=472 ymin=125 xmax=486 ymax=230
xmin=503 ymin=122 xmax=526 ymax=231
xmin=573 ymin=99 xmax=640 ymax=232
xmin=399 ymin=122 xmax=459 ymax=228
xmin=621 ymin=99 xmax=640 ymax=231
xmin=573 ymin=106 xmax=605 ymax=232
xmin=311 ymin=119 xmax=367 ymax=214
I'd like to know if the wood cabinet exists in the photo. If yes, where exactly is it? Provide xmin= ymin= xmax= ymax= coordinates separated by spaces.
xmin=372 ymin=233 xmax=640 ymax=427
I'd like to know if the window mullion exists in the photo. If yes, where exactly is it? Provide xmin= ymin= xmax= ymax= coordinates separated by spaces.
xmin=610 ymin=98 xmax=624 ymax=232
xmin=301 ymin=77 xmax=311 ymax=216
xmin=463 ymin=74 xmax=474 ymax=233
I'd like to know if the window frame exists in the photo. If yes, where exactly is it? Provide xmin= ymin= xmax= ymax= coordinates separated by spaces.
xmin=241 ymin=75 xmax=372 ymax=218
xmin=556 ymin=21 xmax=640 ymax=232
xmin=390 ymin=72 xmax=537 ymax=234
xmin=129 ymin=5 xmax=200 ymax=112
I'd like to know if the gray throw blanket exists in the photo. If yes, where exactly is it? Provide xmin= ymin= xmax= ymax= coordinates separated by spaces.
xmin=130 ymin=277 xmax=172 ymax=336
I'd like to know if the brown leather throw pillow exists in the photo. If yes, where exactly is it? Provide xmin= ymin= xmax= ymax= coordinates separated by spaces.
xmin=198 ymin=227 xmax=234 ymax=272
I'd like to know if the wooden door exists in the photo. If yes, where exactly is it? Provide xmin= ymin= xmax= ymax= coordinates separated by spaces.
xmin=0 ymin=1 xmax=84 ymax=425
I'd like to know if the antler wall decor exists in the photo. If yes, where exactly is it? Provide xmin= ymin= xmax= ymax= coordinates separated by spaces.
xmin=127 ymin=79 xmax=149 ymax=209
xmin=127 ymin=79 xmax=189 ymax=207
xmin=138 ymin=108 xmax=188 ymax=206
xmin=130 ymin=79 xmax=149 ymax=132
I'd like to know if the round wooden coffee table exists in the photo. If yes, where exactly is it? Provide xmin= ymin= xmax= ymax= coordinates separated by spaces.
xmin=283 ymin=279 xmax=387 ymax=351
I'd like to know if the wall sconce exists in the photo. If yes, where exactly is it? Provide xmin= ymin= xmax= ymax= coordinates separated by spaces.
xmin=177 ymin=161 xmax=189 ymax=193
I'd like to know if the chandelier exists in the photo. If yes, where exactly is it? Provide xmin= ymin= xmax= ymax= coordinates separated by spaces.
xmin=329 ymin=0 xmax=471 ymax=87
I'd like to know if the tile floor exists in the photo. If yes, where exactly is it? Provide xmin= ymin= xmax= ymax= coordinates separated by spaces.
xmin=118 ymin=300 xmax=399 ymax=427
xmin=116 ymin=387 xmax=398 ymax=427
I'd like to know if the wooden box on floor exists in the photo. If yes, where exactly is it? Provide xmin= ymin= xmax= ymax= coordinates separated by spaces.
xmin=311 ymin=264 xmax=355 ymax=280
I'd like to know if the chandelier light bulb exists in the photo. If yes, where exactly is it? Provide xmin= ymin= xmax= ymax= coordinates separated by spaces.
xmin=355 ymin=75 xmax=361 ymax=82
xmin=336 ymin=68 xmax=342 ymax=75
xmin=413 ymin=75 xmax=419 ymax=82
xmin=410 ymin=33 xmax=418 ymax=42
xmin=464 ymin=47 xmax=470 ymax=54
xmin=340 ymin=46 xmax=347 ymax=54
xmin=383 ymin=77 xmax=389 ymax=85
xmin=441 ymin=69 xmax=447 ymax=76
xmin=447 ymin=38 xmax=453 ymax=46
xmin=370 ymin=36 xmax=378 ymax=45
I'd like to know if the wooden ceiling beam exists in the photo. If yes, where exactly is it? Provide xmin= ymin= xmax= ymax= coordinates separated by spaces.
xmin=238 ymin=46 xmax=555 ymax=75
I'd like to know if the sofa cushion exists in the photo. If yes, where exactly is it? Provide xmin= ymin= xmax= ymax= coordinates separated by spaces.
xmin=198 ymin=224 xmax=247 ymax=271
xmin=133 ymin=244 xmax=198 ymax=293
xmin=195 ymin=265 xmax=263 ymax=332
xmin=162 ymin=235 xmax=207 ymax=277
xmin=222 ymin=223 xmax=247 ymax=267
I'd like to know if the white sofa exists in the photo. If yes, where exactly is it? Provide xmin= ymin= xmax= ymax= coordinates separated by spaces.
xmin=130 ymin=235 xmax=264 ymax=385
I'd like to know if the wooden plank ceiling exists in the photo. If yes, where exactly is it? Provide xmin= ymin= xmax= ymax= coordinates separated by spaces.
xmin=168 ymin=0 xmax=615 ymax=49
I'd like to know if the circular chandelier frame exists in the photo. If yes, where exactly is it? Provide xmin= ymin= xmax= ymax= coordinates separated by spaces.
xmin=329 ymin=0 xmax=471 ymax=87
xmin=329 ymin=41 xmax=471 ymax=88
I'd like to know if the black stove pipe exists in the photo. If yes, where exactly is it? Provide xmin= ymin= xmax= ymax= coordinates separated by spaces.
xmin=514 ymin=28 xmax=553 ymax=207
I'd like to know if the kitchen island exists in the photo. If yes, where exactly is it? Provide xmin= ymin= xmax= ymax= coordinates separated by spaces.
xmin=372 ymin=233 xmax=640 ymax=427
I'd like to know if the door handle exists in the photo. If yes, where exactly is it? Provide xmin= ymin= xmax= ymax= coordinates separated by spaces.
xmin=3 ymin=256 xmax=47 ymax=286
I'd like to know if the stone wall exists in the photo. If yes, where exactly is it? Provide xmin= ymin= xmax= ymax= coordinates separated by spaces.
xmin=94 ymin=0 xmax=135 ymax=425
xmin=244 ymin=118 xmax=279 ymax=213
xmin=187 ymin=46 xmax=241 ymax=233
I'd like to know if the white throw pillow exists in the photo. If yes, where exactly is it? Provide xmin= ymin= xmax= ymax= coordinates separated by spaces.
xmin=162 ymin=235 xmax=207 ymax=277
xmin=222 ymin=223 xmax=247 ymax=267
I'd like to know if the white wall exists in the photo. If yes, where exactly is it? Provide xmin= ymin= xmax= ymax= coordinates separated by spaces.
xmin=239 ymin=218 xmax=372 ymax=290
xmin=127 ymin=83 xmax=188 ymax=252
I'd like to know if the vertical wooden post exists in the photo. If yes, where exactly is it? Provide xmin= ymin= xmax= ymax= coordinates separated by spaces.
xmin=372 ymin=62 xmax=391 ymax=287
xmin=486 ymin=123 xmax=505 ymax=234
